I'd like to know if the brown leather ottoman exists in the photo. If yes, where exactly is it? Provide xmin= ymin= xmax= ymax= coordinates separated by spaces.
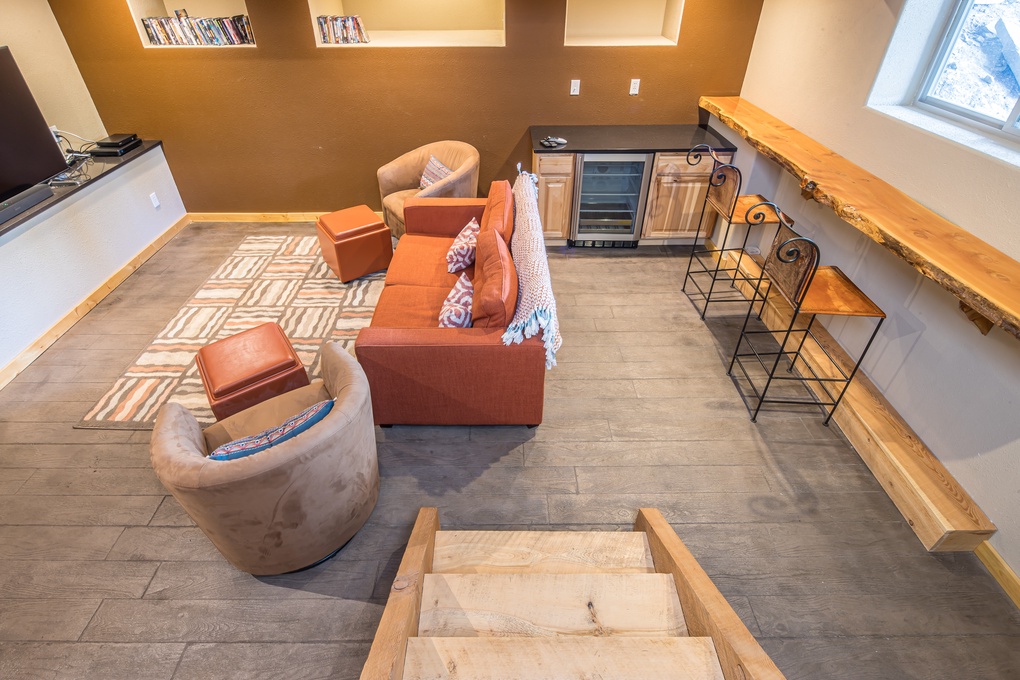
xmin=316 ymin=205 xmax=393 ymax=283
xmin=195 ymin=322 xmax=310 ymax=421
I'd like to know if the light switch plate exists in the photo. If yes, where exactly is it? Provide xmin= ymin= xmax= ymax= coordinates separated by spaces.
xmin=570 ymin=79 xmax=580 ymax=96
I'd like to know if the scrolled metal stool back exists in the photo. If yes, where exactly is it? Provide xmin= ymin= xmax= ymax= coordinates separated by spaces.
xmin=685 ymin=143 xmax=721 ymax=167
xmin=750 ymin=201 xmax=819 ymax=308
xmin=688 ymin=144 xmax=742 ymax=219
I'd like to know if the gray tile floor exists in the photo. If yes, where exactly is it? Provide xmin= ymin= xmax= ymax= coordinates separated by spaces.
xmin=0 ymin=222 xmax=1018 ymax=679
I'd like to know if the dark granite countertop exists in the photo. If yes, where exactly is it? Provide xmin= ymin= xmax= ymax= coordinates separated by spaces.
xmin=1 ymin=140 xmax=163 ymax=238
xmin=530 ymin=125 xmax=735 ymax=154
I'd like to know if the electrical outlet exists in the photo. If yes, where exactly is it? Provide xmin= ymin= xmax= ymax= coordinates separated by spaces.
xmin=50 ymin=125 xmax=60 ymax=144
xmin=570 ymin=79 xmax=580 ymax=96
xmin=149 ymin=192 xmax=160 ymax=208
xmin=629 ymin=78 xmax=640 ymax=96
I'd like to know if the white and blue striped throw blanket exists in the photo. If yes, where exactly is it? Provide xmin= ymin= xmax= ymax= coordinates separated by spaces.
xmin=502 ymin=167 xmax=562 ymax=368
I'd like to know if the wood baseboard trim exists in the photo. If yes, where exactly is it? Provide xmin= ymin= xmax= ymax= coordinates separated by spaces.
xmin=187 ymin=210 xmax=386 ymax=224
xmin=722 ymin=251 xmax=995 ymax=551
xmin=976 ymin=541 xmax=1020 ymax=609
xmin=188 ymin=212 xmax=326 ymax=222
xmin=0 ymin=214 xmax=192 ymax=391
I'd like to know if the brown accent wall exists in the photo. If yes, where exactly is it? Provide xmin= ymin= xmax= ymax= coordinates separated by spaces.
xmin=48 ymin=0 xmax=763 ymax=212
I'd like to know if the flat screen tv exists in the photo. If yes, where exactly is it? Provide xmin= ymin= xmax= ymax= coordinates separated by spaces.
xmin=0 ymin=46 xmax=68 ymax=221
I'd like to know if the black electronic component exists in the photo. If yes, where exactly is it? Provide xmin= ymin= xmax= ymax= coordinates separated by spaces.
xmin=95 ymin=134 xmax=140 ymax=148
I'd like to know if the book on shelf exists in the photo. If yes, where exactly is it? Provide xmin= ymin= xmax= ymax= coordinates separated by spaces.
xmin=209 ymin=18 xmax=228 ymax=44
xmin=141 ymin=19 xmax=159 ymax=45
xmin=140 ymin=10 xmax=254 ymax=46
xmin=233 ymin=15 xmax=255 ymax=42
xmin=167 ymin=17 xmax=190 ymax=45
xmin=316 ymin=15 xmax=370 ymax=44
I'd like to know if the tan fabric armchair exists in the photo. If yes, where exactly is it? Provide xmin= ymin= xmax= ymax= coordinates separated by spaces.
xmin=377 ymin=140 xmax=480 ymax=237
xmin=149 ymin=342 xmax=379 ymax=575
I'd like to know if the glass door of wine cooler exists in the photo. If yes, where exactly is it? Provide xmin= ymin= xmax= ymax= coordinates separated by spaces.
xmin=570 ymin=153 xmax=652 ymax=245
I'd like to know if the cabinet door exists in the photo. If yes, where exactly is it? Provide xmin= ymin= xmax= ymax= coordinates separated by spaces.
xmin=533 ymin=153 xmax=574 ymax=239
xmin=642 ymin=152 xmax=731 ymax=239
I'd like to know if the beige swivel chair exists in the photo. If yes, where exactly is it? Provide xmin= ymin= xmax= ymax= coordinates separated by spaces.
xmin=377 ymin=140 xmax=480 ymax=237
xmin=149 ymin=342 xmax=379 ymax=575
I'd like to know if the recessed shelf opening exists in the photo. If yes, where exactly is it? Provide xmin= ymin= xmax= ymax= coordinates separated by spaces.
xmin=565 ymin=0 xmax=684 ymax=46
xmin=126 ymin=0 xmax=256 ymax=48
xmin=307 ymin=0 xmax=505 ymax=47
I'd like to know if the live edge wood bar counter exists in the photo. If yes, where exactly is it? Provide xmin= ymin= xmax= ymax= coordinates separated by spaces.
xmin=700 ymin=96 xmax=1020 ymax=339
xmin=700 ymin=96 xmax=1002 ymax=557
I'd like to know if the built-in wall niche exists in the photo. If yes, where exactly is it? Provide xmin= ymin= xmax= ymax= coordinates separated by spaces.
xmin=307 ymin=0 xmax=505 ymax=47
xmin=565 ymin=0 xmax=684 ymax=46
xmin=127 ymin=1 xmax=256 ymax=47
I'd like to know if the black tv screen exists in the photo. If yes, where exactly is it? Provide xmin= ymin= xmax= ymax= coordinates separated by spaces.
xmin=0 ymin=46 xmax=68 ymax=203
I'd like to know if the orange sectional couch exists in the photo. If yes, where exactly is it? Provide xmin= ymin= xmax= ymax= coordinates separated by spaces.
xmin=355 ymin=180 xmax=547 ymax=426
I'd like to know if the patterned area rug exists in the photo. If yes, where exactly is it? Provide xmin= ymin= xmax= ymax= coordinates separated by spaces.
xmin=77 ymin=235 xmax=384 ymax=430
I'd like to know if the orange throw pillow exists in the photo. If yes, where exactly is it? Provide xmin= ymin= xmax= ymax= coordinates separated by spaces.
xmin=471 ymin=228 xmax=518 ymax=328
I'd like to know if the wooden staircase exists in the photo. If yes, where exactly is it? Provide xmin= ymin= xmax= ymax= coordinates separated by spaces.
xmin=361 ymin=508 xmax=786 ymax=680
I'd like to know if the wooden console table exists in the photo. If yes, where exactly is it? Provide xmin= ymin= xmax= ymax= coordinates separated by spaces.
xmin=700 ymin=96 xmax=1020 ymax=339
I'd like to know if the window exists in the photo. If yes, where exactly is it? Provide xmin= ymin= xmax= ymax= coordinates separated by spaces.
xmin=918 ymin=0 xmax=1020 ymax=135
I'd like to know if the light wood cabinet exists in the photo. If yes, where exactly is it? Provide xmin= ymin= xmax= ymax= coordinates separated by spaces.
xmin=533 ymin=153 xmax=575 ymax=240
xmin=641 ymin=151 xmax=732 ymax=240
xmin=533 ymin=147 xmax=734 ymax=243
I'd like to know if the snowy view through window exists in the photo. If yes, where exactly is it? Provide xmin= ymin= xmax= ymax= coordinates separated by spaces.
xmin=928 ymin=0 xmax=1020 ymax=124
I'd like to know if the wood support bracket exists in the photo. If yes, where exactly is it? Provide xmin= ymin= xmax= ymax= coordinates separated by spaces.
xmin=799 ymin=178 xmax=817 ymax=200
xmin=960 ymin=301 xmax=995 ymax=335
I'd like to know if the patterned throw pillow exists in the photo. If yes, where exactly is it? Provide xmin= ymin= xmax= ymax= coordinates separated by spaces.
xmin=438 ymin=273 xmax=474 ymax=328
xmin=419 ymin=155 xmax=453 ymax=189
xmin=447 ymin=217 xmax=481 ymax=273
xmin=208 ymin=399 xmax=334 ymax=461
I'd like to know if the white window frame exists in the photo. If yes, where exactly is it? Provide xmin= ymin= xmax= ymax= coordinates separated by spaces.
xmin=915 ymin=0 xmax=1020 ymax=138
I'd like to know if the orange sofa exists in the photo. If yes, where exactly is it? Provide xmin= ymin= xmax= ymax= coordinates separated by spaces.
xmin=355 ymin=180 xmax=547 ymax=426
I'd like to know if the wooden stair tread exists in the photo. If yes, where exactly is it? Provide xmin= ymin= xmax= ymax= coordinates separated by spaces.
xmin=360 ymin=509 xmax=787 ymax=680
xmin=419 ymin=573 xmax=687 ymax=638
xmin=403 ymin=637 xmax=724 ymax=680
xmin=432 ymin=530 xmax=655 ymax=574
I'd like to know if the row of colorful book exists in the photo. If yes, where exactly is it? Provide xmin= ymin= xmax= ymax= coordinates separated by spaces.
xmin=317 ymin=15 xmax=370 ymax=44
xmin=142 ymin=9 xmax=254 ymax=46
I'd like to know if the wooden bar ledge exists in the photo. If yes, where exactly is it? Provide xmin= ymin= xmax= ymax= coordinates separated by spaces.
xmin=700 ymin=96 xmax=1020 ymax=339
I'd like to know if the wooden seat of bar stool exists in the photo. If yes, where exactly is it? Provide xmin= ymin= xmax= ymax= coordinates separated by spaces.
xmin=799 ymin=267 xmax=886 ymax=318
xmin=727 ymin=204 xmax=885 ymax=424
xmin=682 ymin=145 xmax=785 ymax=319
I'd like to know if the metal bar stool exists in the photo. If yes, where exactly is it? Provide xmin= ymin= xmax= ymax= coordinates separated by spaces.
xmin=682 ymin=144 xmax=784 ymax=319
xmin=727 ymin=202 xmax=885 ymax=424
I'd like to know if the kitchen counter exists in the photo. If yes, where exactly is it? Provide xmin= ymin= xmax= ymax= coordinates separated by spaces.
xmin=530 ymin=124 xmax=735 ymax=155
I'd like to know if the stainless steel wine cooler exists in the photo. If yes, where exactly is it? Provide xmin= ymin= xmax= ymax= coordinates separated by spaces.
xmin=569 ymin=153 xmax=653 ymax=247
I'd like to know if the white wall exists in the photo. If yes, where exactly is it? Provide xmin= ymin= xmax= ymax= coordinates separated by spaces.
xmin=732 ymin=0 xmax=1020 ymax=572
xmin=0 ymin=0 xmax=106 ymax=141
